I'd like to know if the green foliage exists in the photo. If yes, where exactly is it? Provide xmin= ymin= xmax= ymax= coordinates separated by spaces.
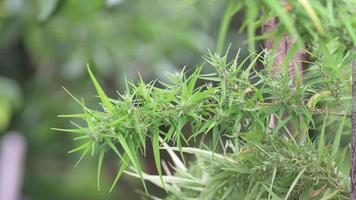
xmin=214 ymin=0 xmax=356 ymax=53
xmin=17 ymin=0 xmax=221 ymax=80
xmin=0 ymin=77 xmax=22 ymax=133
xmin=163 ymin=135 xmax=349 ymax=200
xmin=58 ymin=47 xmax=350 ymax=195
xmin=0 ymin=1 xmax=226 ymax=198
xmin=57 ymin=0 xmax=356 ymax=199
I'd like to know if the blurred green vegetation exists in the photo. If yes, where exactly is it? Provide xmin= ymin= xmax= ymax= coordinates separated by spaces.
xmin=0 ymin=0 xmax=240 ymax=199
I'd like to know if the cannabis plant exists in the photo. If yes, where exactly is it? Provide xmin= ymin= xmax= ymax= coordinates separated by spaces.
xmin=55 ymin=0 xmax=356 ymax=199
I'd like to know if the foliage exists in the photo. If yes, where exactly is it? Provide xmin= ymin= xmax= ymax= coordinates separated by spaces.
xmin=0 ymin=0 xmax=226 ymax=199
xmin=162 ymin=134 xmax=349 ymax=200
xmin=58 ymin=48 xmax=351 ymax=196
xmin=58 ymin=0 xmax=356 ymax=199
xmin=217 ymin=0 xmax=356 ymax=51
xmin=0 ymin=77 xmax=22 ymax=133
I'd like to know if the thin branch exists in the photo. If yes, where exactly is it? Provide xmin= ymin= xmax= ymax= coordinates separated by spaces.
xmin=351 ymin=58 xmax=356 ymax=199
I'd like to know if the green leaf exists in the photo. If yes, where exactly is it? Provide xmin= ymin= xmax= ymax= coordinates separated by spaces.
xmin=152 ymin=129 xmax=165 ymax=188
xmin=320 ymin=189 xmax=340 ymax=200
xmin=262 ymin=184 xmax=283 ymax=200
xmin=109 ymin=155 xmax=130 ymax=193
xmin=97 ymin=149 xmax=105 ymax=191
xmin=297 ymin=0 xmax=325 ymax=36
xmin=58 ymin=113 xmax=90 ymax=118
xmin=110 ymin=115 xmax=128 ymax=126
xmin=268 ymin=167 xmax=277 ymax=200
xmin=51 ymin=128 xmax=86 ymax=134
xmin=264 ymin=0 xmax=299 ymax=38
xmin=318 ymin=112 xmax=328 ymax=155
xmin=62 ymin=87 xmax=88 ymax=109
xmin=107 ymin=137 xmax=147 ymax=192
xmin=245 ymin=0 xmax=258 ymax=54
xmin=68 ymin=142 xmax=91 ymax=154
xmin=306 ymin=90 xmax=332 ymax=110
xmin=74 ymin=144 xmax=90 ymax=167
xmin=187 ymin=66 xmax=201 ymax=95
xmin=285 ymin=168 xmax=306 ymax=200
xmin=271 ymin=115 xmax=292 ymax=136
xmin=87 ymin=64 xmax=114 ymax=112
xmin=331 ymin=114 xmax=347 ymax=157
xmin=126 ymin=138 xmax=148 ymax=193
xmin=216 ymin=0 xmax=242 ymax=54
xmin=133 ymin=112 xmax=146 ymax=153
xmin=212 ymin=126 xmax=220 ymax=152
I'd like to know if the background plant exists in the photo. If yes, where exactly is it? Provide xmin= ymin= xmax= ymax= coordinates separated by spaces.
xmin=0 ymin=0 xmax=231 ymax=199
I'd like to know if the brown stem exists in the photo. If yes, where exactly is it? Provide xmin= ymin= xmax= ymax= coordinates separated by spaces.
xmin=262 ymin=18 xmax=305 ymax=133
xmin=261 ymin=18 xmax=304 ymax=85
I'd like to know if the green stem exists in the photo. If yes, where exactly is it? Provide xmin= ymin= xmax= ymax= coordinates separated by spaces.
xmin=216 ymin=0 xmax=240 ymax=55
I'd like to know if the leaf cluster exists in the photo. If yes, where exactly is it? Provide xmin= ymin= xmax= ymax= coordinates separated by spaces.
xmin=56 ymin=48 xmax=349 ymax=194
xmin=164 ymin=133 xmax=349 ymax=200
xmin=221 ymin=0 xmax=356 ymax=49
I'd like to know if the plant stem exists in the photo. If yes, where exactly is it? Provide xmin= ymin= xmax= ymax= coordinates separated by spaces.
xmin=262 ymin=17 xmax=305 ymax=135
xmin=261 ymin=18 xmax=304 ymax=86
xmin=351 ymin=58 xmax=356 ymax=199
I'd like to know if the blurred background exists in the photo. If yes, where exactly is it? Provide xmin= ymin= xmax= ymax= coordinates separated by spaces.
xmin=0 ymin=0 xmax=247 ymax=199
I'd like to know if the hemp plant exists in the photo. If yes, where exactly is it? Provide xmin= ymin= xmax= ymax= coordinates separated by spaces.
xmin=55 ymin=0 xmax=356 ymax=199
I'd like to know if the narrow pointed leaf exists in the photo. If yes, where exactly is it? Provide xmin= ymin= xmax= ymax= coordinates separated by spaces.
xmin=285 ymin=168 xmax=306 ymax=200
xmin=152 ymin=130 xmax=165 ymax=188
xmin=87 ymin=64 xmax=114 ymax=112
xmin=331 ymin=114 xmax=347 ymax=157
xmin=109 ymin=157 xmax=129 ymax=193
xmin=97 ymin=149 xmax=105 ymax=191
xmin=318 ymin=112 xmax=328 ymax=154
